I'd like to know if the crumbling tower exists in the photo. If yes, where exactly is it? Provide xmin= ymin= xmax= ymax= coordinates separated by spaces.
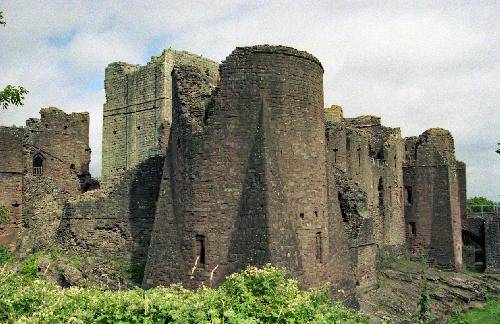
xmin=404 ymin=129 xmax=463 ymax=270
xmin=102 ymin=49 xmax=218 ymax=187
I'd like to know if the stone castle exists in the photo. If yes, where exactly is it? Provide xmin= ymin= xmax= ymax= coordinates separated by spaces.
xmin=1 ymin=45 xmax=497 ymax=303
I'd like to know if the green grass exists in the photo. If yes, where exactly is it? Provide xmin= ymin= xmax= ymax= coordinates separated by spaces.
xmin=449 ymin=301 xmax=500 ymax=324
xmin=0 ymin=264 xmax=368 ymax=323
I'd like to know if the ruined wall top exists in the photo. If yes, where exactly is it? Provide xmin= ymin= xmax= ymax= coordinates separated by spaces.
xmin=223 ymin=45 xmax=323 ymax=70
xmin=324 ymin=105 xmax=343 ymax=123
xmin=345 ymin=115 xmax=382 ymax=128
xmin=26 ymin=107 xmax=89 ymax=131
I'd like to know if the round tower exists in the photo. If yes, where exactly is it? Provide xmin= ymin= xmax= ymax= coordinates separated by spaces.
xmin=218 ymin=45 xmax=333 ymax=288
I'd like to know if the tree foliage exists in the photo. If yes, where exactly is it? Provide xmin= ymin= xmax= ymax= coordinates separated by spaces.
xmin=467 ymin=196 xmax=499 ymax=213
xmin=0 ymin=10 xmax=29 ymax=109
xmin=0 ymin=85 xmax=29 ymax=109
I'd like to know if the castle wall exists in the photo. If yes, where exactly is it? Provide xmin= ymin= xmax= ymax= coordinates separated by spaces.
xmin=102 ymin=50 xmax=218 ymax=187
xmin=25 ymin=108 xmax=91 ymax=195
xmin=0 ymin=108 xmax=91 ymax=249
xmin=344 ymin=116 xmax=405 ymax=254
xmin=457 ymin=161 xmax=467 ymax=221
xmin=403 ymin=129 xmax=463 ymax=270
xmin=145 ymin=46 xmax=356 ymax=303
xmin=0 ymin=127 xmax=25 ymax=247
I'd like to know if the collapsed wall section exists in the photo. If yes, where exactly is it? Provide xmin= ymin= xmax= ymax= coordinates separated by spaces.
xmin=403 ymin=129 xmax=463 ymax=270
xmin=344 ymin=116 xmax=405 ymax=254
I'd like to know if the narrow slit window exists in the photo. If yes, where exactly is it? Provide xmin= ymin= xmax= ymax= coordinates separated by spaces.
xmin=195 ymin=235 xmax=206 ymax=267
xmin=357 ymin=148 xmax=361 ymax=168
xmin=299 ymin=212 xmax=305 ymax=219
xmin=333 ymin=149 xmax=338 ymax=164
xmin=404 ymin=186 xmax=413 ymax=206
xmin=315 ymin=232 xmax=323 ymax=263
xmin=346 ymin=137 xmax=351 ymax=151
xmin=408 ymin=222 xmax=417 ymax=237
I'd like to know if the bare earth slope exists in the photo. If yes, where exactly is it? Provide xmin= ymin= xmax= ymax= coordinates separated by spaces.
xmin=359 ymin=260 xmax=499 ymax=323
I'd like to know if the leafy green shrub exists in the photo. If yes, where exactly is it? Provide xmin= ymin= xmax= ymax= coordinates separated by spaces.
xmin=449 ymin=300 xmax=500 ymax=324
xmin=0 ymin=205 xmax=10 ymax=224
xmin=0 ymin=264 xmax=368 ymax=323
xmin=0 ymin=245 xmax=15 ymax=265
xmin=19 ymin=254 xmax=39 ymax=279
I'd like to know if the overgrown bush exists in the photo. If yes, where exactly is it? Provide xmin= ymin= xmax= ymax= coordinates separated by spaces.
xmin=0 ymin=205 xmax=10 ymax=224
xmin=0 ymin=245 xmax=15 ymax=265
xmin=0 ymin=264 xmax=368 ymax=323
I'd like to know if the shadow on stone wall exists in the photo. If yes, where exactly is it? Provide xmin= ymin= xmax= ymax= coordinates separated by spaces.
xmin=127 ymin=156 xmax=164 ymax=284
xmin=228 ymin=104 xmax=270 ymax=273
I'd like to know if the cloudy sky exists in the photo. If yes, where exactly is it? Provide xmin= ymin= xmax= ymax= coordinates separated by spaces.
xmin=0 ymin=1 xmax=498 ymax=200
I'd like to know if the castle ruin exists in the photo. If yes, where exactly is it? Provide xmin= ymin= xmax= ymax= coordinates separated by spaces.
xmin=1 ymin=45 xmax=496 ymax=303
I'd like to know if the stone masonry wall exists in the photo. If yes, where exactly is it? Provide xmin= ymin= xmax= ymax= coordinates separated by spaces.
xmin=0 ymin=108 xmax=91 ymax=248
xmin=404 ymin=129 xmax=463 ymax=270
xmin=102 ymin=49 xmax=218 ymax=187
xmin=0 ymin=127 xmax=25 ymax=247
xmin=25 ymin=107 xmax=91 ymax=195
xmin=144 ymin=46 xmax=356 ymax=304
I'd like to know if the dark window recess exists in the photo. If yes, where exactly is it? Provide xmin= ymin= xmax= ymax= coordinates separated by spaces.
xmin=177 ymin=137 xmax=181 ymax=149
xmin=315 ymin=232 xmax=323 ymax=263
xmin=333 ymin=149 xmax=338 ymax=163
xmin=357 ymin=148 xmax=361 ymax=168
xmin=33 ymin=154 xmax=44 ymax=176
xmin=195 ymin=235 xmax=206 ymax=267
xmin=299 ymin=212 xmax=305 ymax=219
xmin=346 ymin=137 xmax=351 ymax=151
xmin=70 ymin=164 xmax=76 ymax=170
xmin=378 ymin=178 xmax=384 ymax=210
xmin=338 ymin=192 xmax=348 ymax=223
xmin=405 ymin=186 xmax=413 ymax=205
xmin=409 ymin=222 xmax=417 ymax=237
xmin=314 ymin=210 xmax=318 ymax=217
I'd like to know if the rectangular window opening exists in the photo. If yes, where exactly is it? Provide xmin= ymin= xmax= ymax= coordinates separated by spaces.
xmin=315 ymin=232 xmax=323 ymax=263
xmin=404 ymin=186 xmax=413 ymax=206
xmin=195 ymin=235 xmax=206 ymax=267
xmin=409 ymin=222 xmax=416 ymax=237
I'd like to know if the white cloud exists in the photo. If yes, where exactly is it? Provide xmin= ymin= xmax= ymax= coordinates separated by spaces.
xmin=0 ymin=0 xmax=498 ymax=200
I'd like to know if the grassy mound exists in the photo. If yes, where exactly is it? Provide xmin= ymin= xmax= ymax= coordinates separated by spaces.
xmin=0 ymin=264 xmax=367 ymax=323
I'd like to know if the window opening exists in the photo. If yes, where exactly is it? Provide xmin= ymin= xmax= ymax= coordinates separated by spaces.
xmin=404 ymin=186 xmax=413 ymax=206
xmin=408 ymin=222 xmax=417 ymax=237
xmin=33 ymin=154 xmax=44 ymax=176
xmin=315 ymin=232 xmax=323 ymax=262
xmin=195 ymin=235 xmax=206 ymax=267
xmin=333 ymin=149 xmax=338 ymax=164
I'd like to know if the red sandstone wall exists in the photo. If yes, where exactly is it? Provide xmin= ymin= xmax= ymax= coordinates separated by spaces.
xmin=0 ymin=127 xmax=25 ymax=247
xmin=403 ymin=129 xmax=463 ymax=270
xmin=145 ymin=46 xmax=356 ymax=302
xmin=25 ymin=108 xmax=90 ymax=195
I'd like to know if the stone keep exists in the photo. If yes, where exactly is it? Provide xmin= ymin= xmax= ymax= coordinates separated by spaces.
xmin=144 ymin=46 xmax=357 ymax=303
xmin=102 ymin=49 xmax=218 ymax=187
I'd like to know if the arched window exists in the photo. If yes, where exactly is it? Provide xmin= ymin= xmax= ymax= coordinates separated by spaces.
xmin=33 ymin=154 xmax=44 ymax=176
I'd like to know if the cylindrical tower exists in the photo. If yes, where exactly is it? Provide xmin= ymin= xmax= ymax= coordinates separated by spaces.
xmin=217 ymin=45 xmax=333 ymax=288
